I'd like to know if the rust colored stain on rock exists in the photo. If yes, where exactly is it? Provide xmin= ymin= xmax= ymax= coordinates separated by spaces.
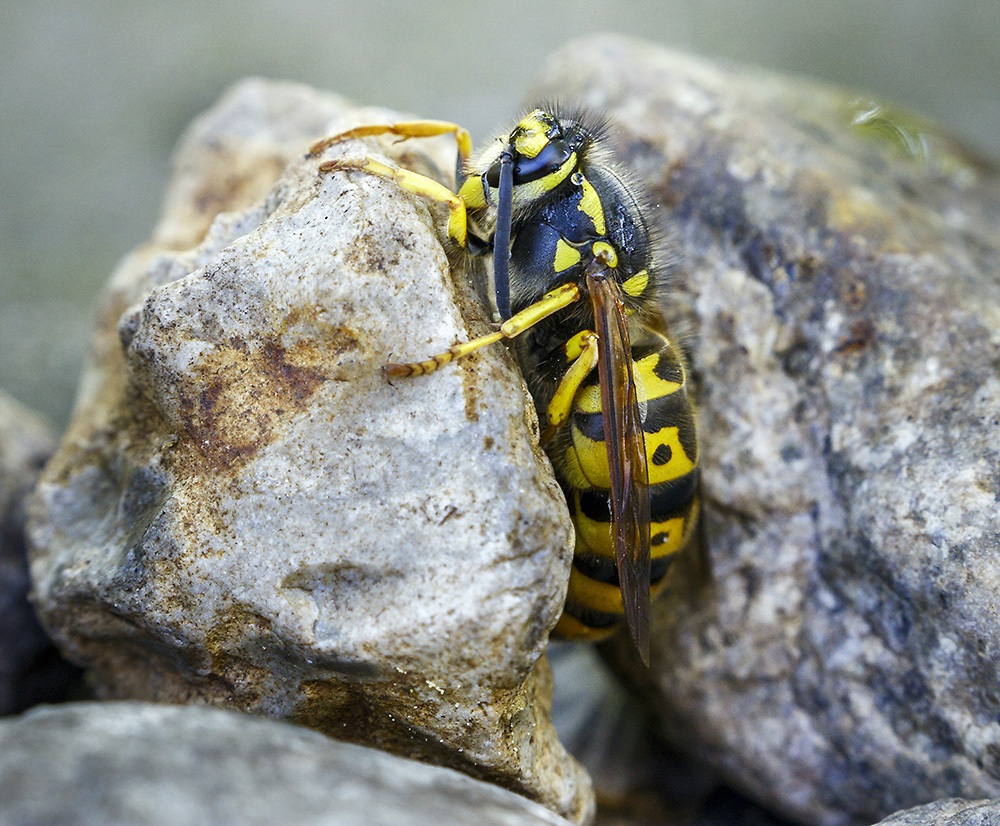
xmin=261 ymin=340 xmax=327 ymax=404
xmin=178 ymin=329 xmax=358 ymax=473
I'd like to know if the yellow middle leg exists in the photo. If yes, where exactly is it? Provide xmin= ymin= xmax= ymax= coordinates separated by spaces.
xmin=539 ymin=331 xmax=599 ymax=446
xmin=386 ymin=283 xmax=583 ymax=378
xmin=309 ymin=120 xmax=472 ymax=168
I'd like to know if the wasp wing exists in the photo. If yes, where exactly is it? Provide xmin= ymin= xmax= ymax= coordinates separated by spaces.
xmin=587 ymin=272 xmax=651 ymax=664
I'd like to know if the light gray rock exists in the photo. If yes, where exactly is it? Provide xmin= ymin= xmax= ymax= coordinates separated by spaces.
xmin=532 ymin=36 xmax=1000 ymax=826
xmin=0 ymin=392 xmax=71 ymax=715
xmin=873 ymin=799 xmax=1000 ymax=826
xmin=27 ymin=79 xmax=590 ymax=823
xmin=0 ymin=701 xmax=575 ymax=826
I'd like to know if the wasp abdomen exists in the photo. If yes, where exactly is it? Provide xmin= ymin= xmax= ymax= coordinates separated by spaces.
xmin=553 ymin=333 xmax=699 ymax=641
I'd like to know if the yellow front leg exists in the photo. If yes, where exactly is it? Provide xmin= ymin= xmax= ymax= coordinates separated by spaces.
xmin=309 ymin=120 xmax=472 ymax=169
xmin=387 ymin=283 xmax=582 ymax=378
xmin=319 ymin=156 xmax=469 ymax=247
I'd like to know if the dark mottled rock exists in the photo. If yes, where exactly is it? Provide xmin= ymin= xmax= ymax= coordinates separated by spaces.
xmin=0 ymin=702 xmax=575 ymax=826
xmin=533 ymin=36 xmax=1000 ymax=826
xmin=873 ymin=799 xmax=1000 ymax=826
xmin=549 ymin=645 xmax=799 ymax=826
xmin=0 ymin=392 xmax=77 ymax=715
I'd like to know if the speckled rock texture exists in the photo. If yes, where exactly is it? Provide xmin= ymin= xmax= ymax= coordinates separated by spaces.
xmin=531 ymin=36 xmax=1000 ymax=826
xmin=0 ymin=701 xmax=576 ymax=826
xmin=872 ymin=799 xmax=1000 ymax=826
xmin=0 ymin=392 xmax=74 ymax=715
xmin=27 ymin=79 xmax=589 ymax=823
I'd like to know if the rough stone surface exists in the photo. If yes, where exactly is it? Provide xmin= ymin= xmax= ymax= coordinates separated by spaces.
xmin=550 ymin=645 xmax=799 ymax=826
xmin=872 ymin=799 xmax=1000 ymax=826
xmin=0 ymin=701 xmax=575 ymax=826
xmin=0 ymin=392 xmax=76 ymax=715
xmin=532 ymin=36 xmax=1000 ymax=826
xmin=27 ymin=79 xmax=589 ymax=822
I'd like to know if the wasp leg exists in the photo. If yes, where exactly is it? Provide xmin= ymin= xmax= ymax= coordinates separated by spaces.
xmin=320 ymin=156 xmax=470 ymax=247
xmin=310 ymin=120 xmax=472 ymax=192
xmin=386 ymin=282 xmax=582 ymax=378
xmin=539 ymin=331 xmax=600 ymax=446
xmin=310 ymin=120 xmax=471 ymax=166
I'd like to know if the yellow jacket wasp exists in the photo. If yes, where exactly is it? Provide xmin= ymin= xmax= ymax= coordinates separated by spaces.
xmin=311 ymin=107 xmax=699 ymax=664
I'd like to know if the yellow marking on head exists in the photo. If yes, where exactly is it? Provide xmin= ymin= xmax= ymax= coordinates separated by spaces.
xmin=514 ymin=110 xmax=549 ymax=157
xmin=518 ymin=110 xmax=547 ymax=130
xmin=516 ymin=153 xmax=577 ymax=204
xmin=578 ymin=177 xmax=606 ymax=235
xmin=554 ymin=239 xmax=582 ymax=272
xmin=635 ymin=354 xmax=682 ymax=398
xmin=644 ymin=428 xmax=695 ymax=484
xmin=516 ymin=130 xmax=548 ymax=158
xmin=623 ymin=269 xmax=649 ymax=297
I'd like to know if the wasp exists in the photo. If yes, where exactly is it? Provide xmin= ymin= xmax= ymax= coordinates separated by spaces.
xmin=310 ymin=107 xmax=699 ymax=664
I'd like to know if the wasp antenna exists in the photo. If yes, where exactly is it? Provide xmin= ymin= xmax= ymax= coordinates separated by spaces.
xmin=493 ymin=150 xmax=514 ymax=320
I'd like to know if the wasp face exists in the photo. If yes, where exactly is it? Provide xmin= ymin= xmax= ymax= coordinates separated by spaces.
xmin=484 ymin=111 xmax=577 ymax=187
xmin=484 ymin=110 xmax=588 ymax=192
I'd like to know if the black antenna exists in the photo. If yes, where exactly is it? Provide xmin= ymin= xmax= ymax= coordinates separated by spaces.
xmin=493 ymin=150 xmax=514 ymax=320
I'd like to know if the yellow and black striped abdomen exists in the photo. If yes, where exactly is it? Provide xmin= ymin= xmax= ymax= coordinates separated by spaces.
xmin=552 ymin=333 xmax=700 ymax=641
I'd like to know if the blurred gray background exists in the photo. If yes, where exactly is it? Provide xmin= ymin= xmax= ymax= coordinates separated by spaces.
xmin=3 ymin=0 xmax=998 ymax=428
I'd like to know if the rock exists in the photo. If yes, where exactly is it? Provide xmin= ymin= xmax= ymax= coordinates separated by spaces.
xmin=532 ymin=36 xmax=1000 ymax=826
xmin=27 ymin=79 xmax=589 ymax=822
xmin=0 ymin=701 xmax=575 ymax=826
xmin=548 ymin=645 xmax=800 ymax=826
xmin=0 ymin=391 xmax=77 ymax=714
xmin=872 ymin=799 xmax=1000 ymax=826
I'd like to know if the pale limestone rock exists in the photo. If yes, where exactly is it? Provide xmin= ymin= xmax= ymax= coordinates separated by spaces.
xmin=28 ymin=79 xmax=589 ymax=823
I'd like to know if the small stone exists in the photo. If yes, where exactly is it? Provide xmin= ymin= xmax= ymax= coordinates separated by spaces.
xmin=533 ymin=35 xmax=1000 ymax=825
xmin=0 ymin=702 xmax=575 ymax=826
xmin=27 ymin=79 xmax=589 ymax=823
xmin=0 ymin=391 xmax=77 ymax=715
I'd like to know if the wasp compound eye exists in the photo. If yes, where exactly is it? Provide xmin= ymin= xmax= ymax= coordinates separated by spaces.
xmin=486 ymin=139 xmax=573 ymax=188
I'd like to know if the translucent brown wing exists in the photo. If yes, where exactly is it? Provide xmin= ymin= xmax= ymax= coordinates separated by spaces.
xmin=586 ymin=271 xmax=652 ymax=664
